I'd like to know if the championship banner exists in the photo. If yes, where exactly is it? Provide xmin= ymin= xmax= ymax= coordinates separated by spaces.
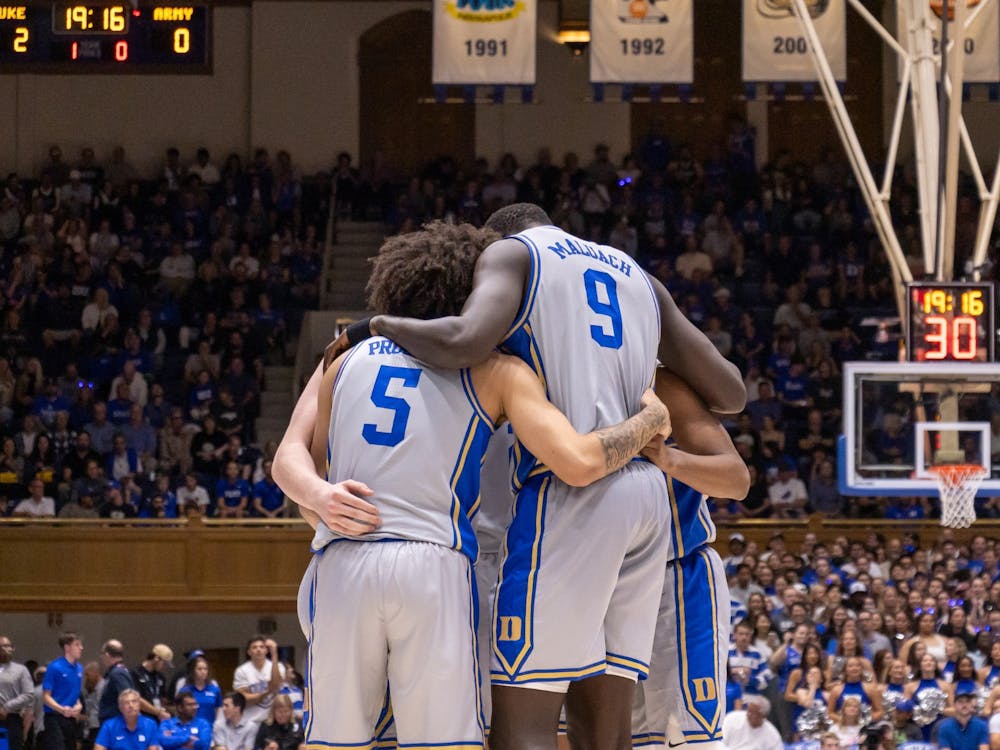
xmin=433 ymin=0 xmax=536 ymax=85
xmin=590 ymin=0 xmax=693 ymax=83
xmin=926 ymin=1 xmax=1000 ymax=83
xmin=742 ymin=0 xmax=846 ymax=82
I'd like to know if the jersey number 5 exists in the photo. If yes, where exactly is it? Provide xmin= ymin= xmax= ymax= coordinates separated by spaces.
xmin=584 ymin=269 xmax=623 ymax=349
xmin=362 ymin=365 xmax=422 ymax=447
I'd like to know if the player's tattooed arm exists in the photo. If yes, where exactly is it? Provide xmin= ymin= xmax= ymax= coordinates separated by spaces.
xmin=489 ymin=355 xmax=670 ymax=487
xmin=595 ymin=389 xmax=671 ymax=472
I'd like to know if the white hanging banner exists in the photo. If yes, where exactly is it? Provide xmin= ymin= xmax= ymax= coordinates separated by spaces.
xmin=433 ymin=0 xmax=536 ymax=84
xmin=929 ymin=2 xmax=1000 ymax=83
xmin=742 ymin=0 xmax=846 ymax=82
xmin=590 ymin=0 xmax=693 ymax=84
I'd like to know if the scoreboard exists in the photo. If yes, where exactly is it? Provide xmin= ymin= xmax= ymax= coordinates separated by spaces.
xmin=906 ymin=281 xmax=996 ymax=362
xmin=0 ymin=1 xmax=210 ymax=73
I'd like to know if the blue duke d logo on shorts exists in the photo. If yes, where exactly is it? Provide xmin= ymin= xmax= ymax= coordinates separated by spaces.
xmin=492 ymin=476 xmax=549 ymax=678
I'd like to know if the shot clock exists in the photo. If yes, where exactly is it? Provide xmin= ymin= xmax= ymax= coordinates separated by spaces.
xmin=906 ymin=281 xmax=995 ymax=362
xmin=0 ymin=1 xmax=210 ymax=72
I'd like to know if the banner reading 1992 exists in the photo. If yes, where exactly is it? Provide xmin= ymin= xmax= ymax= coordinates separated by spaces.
xmin=433 ymin=0 xmax=536 ymax=84
xmin=590 ymin=0 xmax=693 ymax=84
xmin=742 ymin=0 xmax=846 ymax=82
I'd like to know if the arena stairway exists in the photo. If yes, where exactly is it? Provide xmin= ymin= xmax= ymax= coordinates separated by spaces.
xmin=254 ymin=221 xmax=384 ymax=448
xmin=322 ymin=220 xmax=386 ymax=310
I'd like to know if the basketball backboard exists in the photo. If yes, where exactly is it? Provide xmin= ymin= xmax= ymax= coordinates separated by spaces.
xmin=839 ymin=361 xmax=1000 ymax=496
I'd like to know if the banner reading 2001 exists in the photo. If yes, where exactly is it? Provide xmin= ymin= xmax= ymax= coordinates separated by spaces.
xmin=433 ymin=0 xmax=536 ymax=84
xmin=590 ymin=0 xmax=693 ymax=83
xmin=742 ymin=0 xmax=846 ymax=82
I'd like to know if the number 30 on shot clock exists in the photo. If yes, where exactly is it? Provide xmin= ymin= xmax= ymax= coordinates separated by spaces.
xmin=906 ymin=281 xmax=995 ymax=362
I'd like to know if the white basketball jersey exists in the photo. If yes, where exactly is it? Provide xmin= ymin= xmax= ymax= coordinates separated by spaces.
xmin=312 ymin=337 xmax=494 ymax=562
xmin=502 ymin=225 xmax=660 ymax=487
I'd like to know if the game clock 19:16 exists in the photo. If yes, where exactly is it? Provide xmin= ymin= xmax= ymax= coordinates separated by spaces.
xmin=906 ymin=281 xmax=995 ymax=362
xmin=53 ymin=3 xmax=128 ymax=34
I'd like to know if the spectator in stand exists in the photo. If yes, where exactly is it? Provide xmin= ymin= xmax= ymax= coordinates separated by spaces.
xmin=93 ymin=690 xmax=160 ymax=750
xmin=107 ymin=384 xmax=135 ymax=427
xmin=131 ymin=645 xmax=172 ymax=722
xmin=251 ymin=461 xmax=285 ymax=519
xmin=212 ymin=693 xmax=255 ymax=750
xmin=215 ymin=461 xmax=251 ymax=519
xmin=159 ymin=691 xmax=212 ymax=750
xmin=121 ymin=404 xmax=157 ymax=472
xmin=251 ymin=696 xmax=301 ymax=750
xmin=12 ymin=478 xmax=55 ymax=517
xmin=767 ymin=459 xmax=808 ymax=518
xmin=173 ymin=656 xmax=222 ymax=726
xmin=97 ymin=641 xmax=134 ymax=723
xmin=100 ymin=486 xmax=136 ymax=519
xmin=33 ymin=379 xmax=72 ymax=431
xmin=177 ymin=472 xmax=211 ymax=515
xmin=189 ymin=149 xmax=220 ymax=188
xmin=106 ymin=434 xmax=141 ymax=483
xmin=232 ymin=637 xmax=284 ymax=726
xmin=935 ymin=685 xmax=990 ymax=750
xmin=110 ymin=359 xmax=149 ymax=407
xmin=721 ymin=695 xmax=782 ymax=750
xmin=85 ymin=402 xmax=116 ymax=457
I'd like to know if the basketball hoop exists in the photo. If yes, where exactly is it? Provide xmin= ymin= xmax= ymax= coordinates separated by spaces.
xmin=927 ymin=464 xmax=987 ymax=528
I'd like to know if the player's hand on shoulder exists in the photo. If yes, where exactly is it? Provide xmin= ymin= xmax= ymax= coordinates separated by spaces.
xmin=640 ymin=387 xmax=671 ymax=440
xmin=318 ymin=479 xmax=381 ymax=536
xmin=323 ymin=333 xmax=350 ymax=372
xmin=324 ymin=318 xmax=379 ymax=371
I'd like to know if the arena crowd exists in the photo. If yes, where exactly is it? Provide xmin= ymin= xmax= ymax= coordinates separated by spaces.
xmin=4 ymin=131 xmax=1000 ymax=749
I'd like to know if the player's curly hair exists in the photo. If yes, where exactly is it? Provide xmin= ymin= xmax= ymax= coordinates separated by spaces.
xmin=484 ymin=202 xmax=551 ymax=236
xmin=366 ymin=221 xmax=500 ymax=320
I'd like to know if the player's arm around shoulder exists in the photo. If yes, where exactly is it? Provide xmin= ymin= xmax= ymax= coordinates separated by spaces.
xmin=641 ymin=368 xmax=750 ymax=500
xmin=646 ymin=272 xmax=746 ymax=414
xmin=372 ymin=237 xmax=529 ymax=369
xmin=472 ymin=353 xmax=669 ymax=487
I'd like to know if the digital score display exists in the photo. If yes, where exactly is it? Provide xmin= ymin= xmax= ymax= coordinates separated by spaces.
xmin=0 ymin=1 xmax=210 ymax=73
xmin=906 ymin=281 xmax=995 ymax=362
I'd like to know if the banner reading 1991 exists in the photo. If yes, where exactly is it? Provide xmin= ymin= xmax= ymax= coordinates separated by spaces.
xmin=590 ymin=0 xmax=693 ymax=84
xmin=742 ymin=0 xmax=846 ymax=82
xmin=433 ymin=0 xmax=536 ymax=84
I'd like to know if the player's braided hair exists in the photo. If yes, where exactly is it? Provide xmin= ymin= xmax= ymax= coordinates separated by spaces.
xmin=366 ymin=221 xmax=499 ymax=320
xmin=484 ymin=202 xmax=552 ymax=236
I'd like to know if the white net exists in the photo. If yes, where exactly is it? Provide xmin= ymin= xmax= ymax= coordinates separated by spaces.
xmin=929 ymin=464 xmax=987 ymax=529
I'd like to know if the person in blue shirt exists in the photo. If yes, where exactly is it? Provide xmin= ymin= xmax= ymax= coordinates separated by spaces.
xmin=159 ymin=691 xmax=211 ymax=750
xmin=251 ymin=461 xmax=286 ymax=519
xmin=94 ymin=689 xmax=161 ymax=750
xmin=215 ymin=461 xmax=251 ymax=519
xmin=172 ymin=656 xmax=222 ymax=726
xmin=42 ymin=632 xmax=84 ymax=750
xmin=934 ymin=688 xmax=989 ymax=750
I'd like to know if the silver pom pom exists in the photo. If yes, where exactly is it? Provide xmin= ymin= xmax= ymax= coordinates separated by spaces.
xmin=882 ymin=689 xmax=903 ymax=714
xmin=858 ymin=702 xmax=873 ymax=729
xmin=976 ymin=685 xmax=991 ymax=715
xmin=913 ymin=687 xmax=947 ymax=726
xmin=795 ymin=700 xmax=832 ymax=740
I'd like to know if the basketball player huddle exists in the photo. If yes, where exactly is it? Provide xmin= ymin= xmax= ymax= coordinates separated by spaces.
xmin=272 ymin=204 xmax=750 ymax=750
